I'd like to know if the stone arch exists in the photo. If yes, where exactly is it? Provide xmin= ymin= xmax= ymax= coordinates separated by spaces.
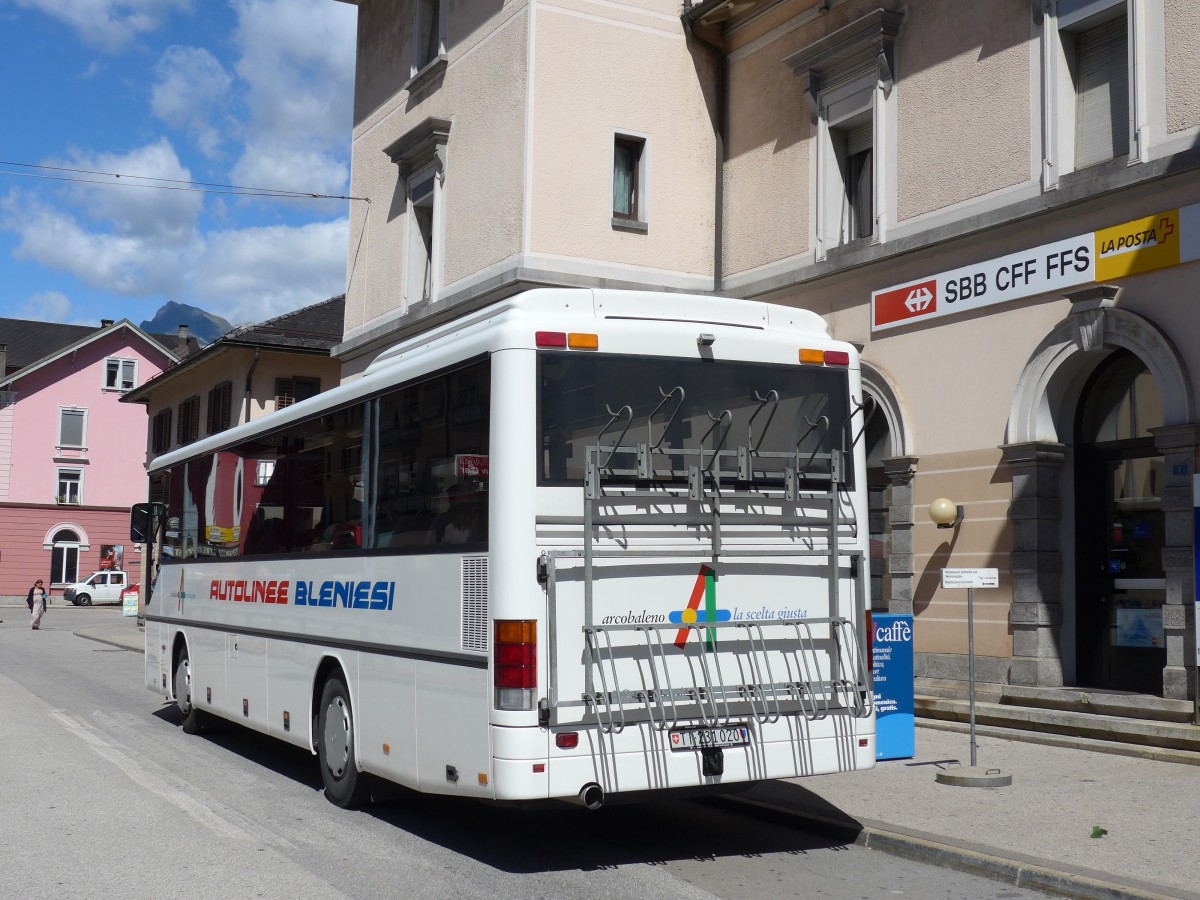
xmin=1003 ymin=287 xmax=1197 ymax=698
xmin=1008 ymin=290 xmax=1193 ymax=444
xmin=42 ymin=523 xmax=90 ymax=551
xmin=861 ymin=361 xmax=912 ymax=457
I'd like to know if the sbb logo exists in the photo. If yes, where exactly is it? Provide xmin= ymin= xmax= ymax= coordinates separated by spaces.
xmin=873 ymin=279 xmax=937 ymax=328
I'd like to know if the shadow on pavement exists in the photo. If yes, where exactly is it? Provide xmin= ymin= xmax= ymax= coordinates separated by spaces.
xmin=149 ymin=704 xmax=862 ymax=874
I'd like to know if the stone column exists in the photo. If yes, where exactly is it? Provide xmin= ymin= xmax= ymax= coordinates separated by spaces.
xmin=1000 ymin=441 xmax=1066 ymax=687
xmin=1150 ymin=423 xmax=1200 ymax=701
xmin=881 ymin=456 xmax=918 ymax=615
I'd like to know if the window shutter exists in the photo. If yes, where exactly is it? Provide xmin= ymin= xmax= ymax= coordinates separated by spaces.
xmin=276 ymin=378 xmax=295 ymax=409
xmin=1075 ymin=15 xmax=1129 ymax=169
xmin=121 ymin=359 xmax=136 ymax=390
xmin=190 ymin=396 xmax=200 ymax=442
xmin=846 ymin=121 xmax=873 ymax=157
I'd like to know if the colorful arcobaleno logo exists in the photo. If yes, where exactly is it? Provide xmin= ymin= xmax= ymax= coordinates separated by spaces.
xmin=669 ymin=564 xmax=730 ymax=650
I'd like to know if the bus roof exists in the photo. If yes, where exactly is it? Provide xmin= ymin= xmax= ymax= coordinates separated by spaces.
xmin=149 ymin=289 xmax=835 ymax=473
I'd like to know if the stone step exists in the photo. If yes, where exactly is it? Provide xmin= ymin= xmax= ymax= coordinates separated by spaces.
xmin=916 ymin=696 xmax=1200 ymax=753
xmin=915 ymin=677 xmax=1195 ymax=723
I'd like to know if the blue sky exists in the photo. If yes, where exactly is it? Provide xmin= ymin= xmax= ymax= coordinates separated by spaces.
xmin=0 ymin=0 xmax=357 ymax=329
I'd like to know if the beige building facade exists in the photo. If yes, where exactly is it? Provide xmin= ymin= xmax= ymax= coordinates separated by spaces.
xmin=336 ymin=0 xmax=1200 ymax=702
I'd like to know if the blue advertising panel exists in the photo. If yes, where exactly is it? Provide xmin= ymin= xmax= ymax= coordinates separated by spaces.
xmin=871 ymin=614 xmax=914 ymax=760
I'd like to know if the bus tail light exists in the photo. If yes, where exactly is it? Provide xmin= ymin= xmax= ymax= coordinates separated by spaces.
xmin=556 ymin=732 xmax=579 ymax=749
xmin=495 ymin=620 xmax=536 ymax=711
xmin=567 ymin=332 xmax=598 ymax=350
xmin=798 ymin=348 xmax=851 ymax=366
xmin=536 ymin=331 xmax=567 ymax=348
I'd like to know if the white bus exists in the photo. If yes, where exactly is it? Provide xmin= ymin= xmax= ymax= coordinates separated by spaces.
xmin=135 ymin=289 xmax=875 ymax=809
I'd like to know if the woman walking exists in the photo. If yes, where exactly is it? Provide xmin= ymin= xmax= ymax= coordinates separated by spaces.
xmin=27 ymin=579 xmax=47 ymax=630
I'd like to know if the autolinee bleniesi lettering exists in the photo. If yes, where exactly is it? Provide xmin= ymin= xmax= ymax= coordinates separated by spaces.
xmin=210 ymin=580 xmax=290 ymax=603
xmin=294 ymin=580 xmax=396 ymax=610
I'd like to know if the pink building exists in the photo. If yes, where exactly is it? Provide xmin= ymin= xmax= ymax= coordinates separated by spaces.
xmin=0 ymin=318 xmax=191 ymax=601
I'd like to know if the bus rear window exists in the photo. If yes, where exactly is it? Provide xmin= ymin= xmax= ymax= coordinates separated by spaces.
xmin=538 ymin=352 xmax=852 ymax=489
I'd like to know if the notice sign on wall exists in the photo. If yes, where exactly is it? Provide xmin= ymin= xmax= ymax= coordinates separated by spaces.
xmin=872 ymin=203 xmax=1200 ymax=332
xmin=871 ymin=614 xmax=915 ymax=761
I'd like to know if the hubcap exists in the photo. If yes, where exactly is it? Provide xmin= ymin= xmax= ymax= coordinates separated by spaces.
xmin=175 ymin=659 xmax=192 ymax=715
xmin=323 ymin=696 xmax=350 ymax=778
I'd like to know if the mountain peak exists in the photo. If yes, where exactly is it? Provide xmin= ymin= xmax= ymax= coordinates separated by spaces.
xmin=139 ymin=302 xmax=233 ymax=347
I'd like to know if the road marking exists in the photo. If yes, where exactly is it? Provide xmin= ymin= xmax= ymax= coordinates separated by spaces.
xmin=48 ymin=709 xmax=263 ymax=844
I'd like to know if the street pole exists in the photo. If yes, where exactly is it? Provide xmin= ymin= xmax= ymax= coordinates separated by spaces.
xmin=967 ymin=586 xmax=977 ymax=767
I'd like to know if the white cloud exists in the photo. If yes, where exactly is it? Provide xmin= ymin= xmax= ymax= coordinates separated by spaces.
xmin=17 ymin=291 xmax=74 ymax=323
xmin=1 ymin=140 xmax=201 ymax=297
xmin=229 ymin=0 xmax=356 ymax=194
xmin=152 ymin=46 xmax=233 ymax=158
xmin=15 ymin=0 xmax=192 ymax=54
xmin=192 ymin=218 xmax=348 ymax=324
xmin=59 ymin=140 xmax=203 ymax=242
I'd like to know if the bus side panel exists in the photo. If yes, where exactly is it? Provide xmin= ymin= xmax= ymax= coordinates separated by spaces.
xmin=190 ymin=626 xmax=228 ymax=720
xmin=227 ymin=633 xmax=268 ymax=729
xmin=356 ymin=654 xmax=418 ymax=788
xmin=414 ymin=661 xmax=492 ymax=797
xmin=145 ymin=620 xmax=168 ymax=697
xmin=266 ymin=637 xmax=316 ymax=750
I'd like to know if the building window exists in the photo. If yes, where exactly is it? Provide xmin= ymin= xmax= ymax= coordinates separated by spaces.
xmin=57 ymin=468 xmax=82 ymax=505
xmin=830 ymin=115 xmax=873 ymax=243
xmin=177 ymin=396 xmax=200 ymax=445
xmin=784 ymin=9 xmax=902 ymax=258
xmin=275 ymin=377 xmax=320 ymax=410
xmin=385 ymin=118 xmax=451 ymax=312
xmin=207 ymin=381 xmax=233 ymax=435
xmin=58 ymin=407 xmax=87 ymax=449
xmin=413 ymin=0 xmax=445 ymax=76
xmin=612 ymin=135 xmax=647 ymax=228
xmin=1047 ymin=0 xmax=1140 ymax=183
xmin=152 ymin=408 xmax=173 ymax=454
xmin=50 ymin=528 xmax=80 ymax=586
xmin=104 ymin=357 xmax=138 ymax=391
xmin=407 ymin=165 xmax=436 ymax=305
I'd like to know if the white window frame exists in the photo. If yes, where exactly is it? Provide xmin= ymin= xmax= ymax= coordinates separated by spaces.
xmin=386 ymin=118 xmax=450 ymax=312
xmin=409 ymin=0 xmax=447 ymax=84
xmin=817 ymin=74 xmax=879 ymax=254
xmin=405 ymin=162 xmax=439 ymax=307
xmin=56 ymin=467 xmax=83 ymax=505
xmin=58 ymin=407 xmax=88 ymax=450
xmin=104 ymin=356 xmax=138 ymax=392
xmin=783 ymin=9 xmax=902 ymax=261
xmin=1041 ymin=0 xmax=1146 ymax=188
xmin=611 ymin=131 xmax=649 ymax=232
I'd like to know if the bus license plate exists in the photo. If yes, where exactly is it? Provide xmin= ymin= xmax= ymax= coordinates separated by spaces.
xmin=669 ymin=724 xmax=749 ymax=751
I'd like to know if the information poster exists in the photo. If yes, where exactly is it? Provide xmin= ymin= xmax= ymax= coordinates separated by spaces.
xmin=871 ymin=614 xmax=915 ymax=760
xmin=121 ymin=585 xmax=138 ymax=617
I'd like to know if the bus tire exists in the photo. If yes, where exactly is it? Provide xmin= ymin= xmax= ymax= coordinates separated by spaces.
xmin=317 ymin=674 xmax=370 ymax=809
xmin=174 ymin=646 xmax=203 ymax=735
xmin=77 ymin=593 xmax=92 ymax=607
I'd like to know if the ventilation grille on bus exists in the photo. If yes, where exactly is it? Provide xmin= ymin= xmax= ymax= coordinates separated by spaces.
xmin=461 ymin=557 xmax=489 ymax=652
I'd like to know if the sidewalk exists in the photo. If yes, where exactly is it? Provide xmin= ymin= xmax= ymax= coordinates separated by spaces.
xmin=66 ymin=617 xmax=1200 ymax=899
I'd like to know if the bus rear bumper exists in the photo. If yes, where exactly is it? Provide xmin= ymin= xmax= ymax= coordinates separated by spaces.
xmin=490 ymin=715 xmax=875 ymax=803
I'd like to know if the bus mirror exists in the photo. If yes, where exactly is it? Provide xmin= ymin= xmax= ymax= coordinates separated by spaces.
xmin=130 ymin=503 xmax=161 ymax=543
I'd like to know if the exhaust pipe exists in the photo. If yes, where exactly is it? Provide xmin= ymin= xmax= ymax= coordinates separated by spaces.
xmin=573 ymin=782 xmax=604 ymax=810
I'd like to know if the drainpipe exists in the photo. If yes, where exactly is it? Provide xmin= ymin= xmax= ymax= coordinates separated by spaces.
xmin=682 ymin=7 xmax=726 ymax=294
xmin=243 ymin=348 xmax=260 ymax=423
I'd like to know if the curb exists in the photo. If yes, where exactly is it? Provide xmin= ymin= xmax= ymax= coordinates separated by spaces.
xmin=719 ymin=795 xmax=1198 ymax=900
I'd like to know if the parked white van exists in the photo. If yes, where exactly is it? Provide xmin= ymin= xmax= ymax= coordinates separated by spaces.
xmin=63 ymin=570 xmax=129 ymax=606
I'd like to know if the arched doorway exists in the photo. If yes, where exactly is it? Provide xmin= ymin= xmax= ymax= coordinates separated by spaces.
xmin=1074 ymin=350 xmax=1166 ymax=691
xmin=49 ymin=528 xmax=81 ymax=587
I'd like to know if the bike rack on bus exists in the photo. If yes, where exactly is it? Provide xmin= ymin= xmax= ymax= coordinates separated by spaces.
xmin=541 ymin=386 xmax=875 ymax=735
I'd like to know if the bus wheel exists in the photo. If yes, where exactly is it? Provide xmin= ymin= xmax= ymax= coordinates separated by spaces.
xmin=77 ymin=593 xmax=92 ymax=607
xmin=174 ymin=647 xmax=203 ymax=735
xmin=317 ymin=674 xmax=370 ymax=808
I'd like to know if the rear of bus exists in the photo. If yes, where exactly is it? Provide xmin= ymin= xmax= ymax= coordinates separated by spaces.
xmin=488 ymin=290 xmax=875 ymax=806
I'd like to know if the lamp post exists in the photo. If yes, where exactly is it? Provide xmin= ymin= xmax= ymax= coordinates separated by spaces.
xmin=929 ymin=497 xmax=1012 ymax=788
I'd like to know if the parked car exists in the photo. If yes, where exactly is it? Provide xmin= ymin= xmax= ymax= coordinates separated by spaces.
xmin=63 ymin=570 xmax=130 ymax=606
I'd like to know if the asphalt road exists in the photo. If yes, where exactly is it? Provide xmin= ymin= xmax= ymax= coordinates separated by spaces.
xmin=0 ymin=607 xmax=1051 ymax=899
